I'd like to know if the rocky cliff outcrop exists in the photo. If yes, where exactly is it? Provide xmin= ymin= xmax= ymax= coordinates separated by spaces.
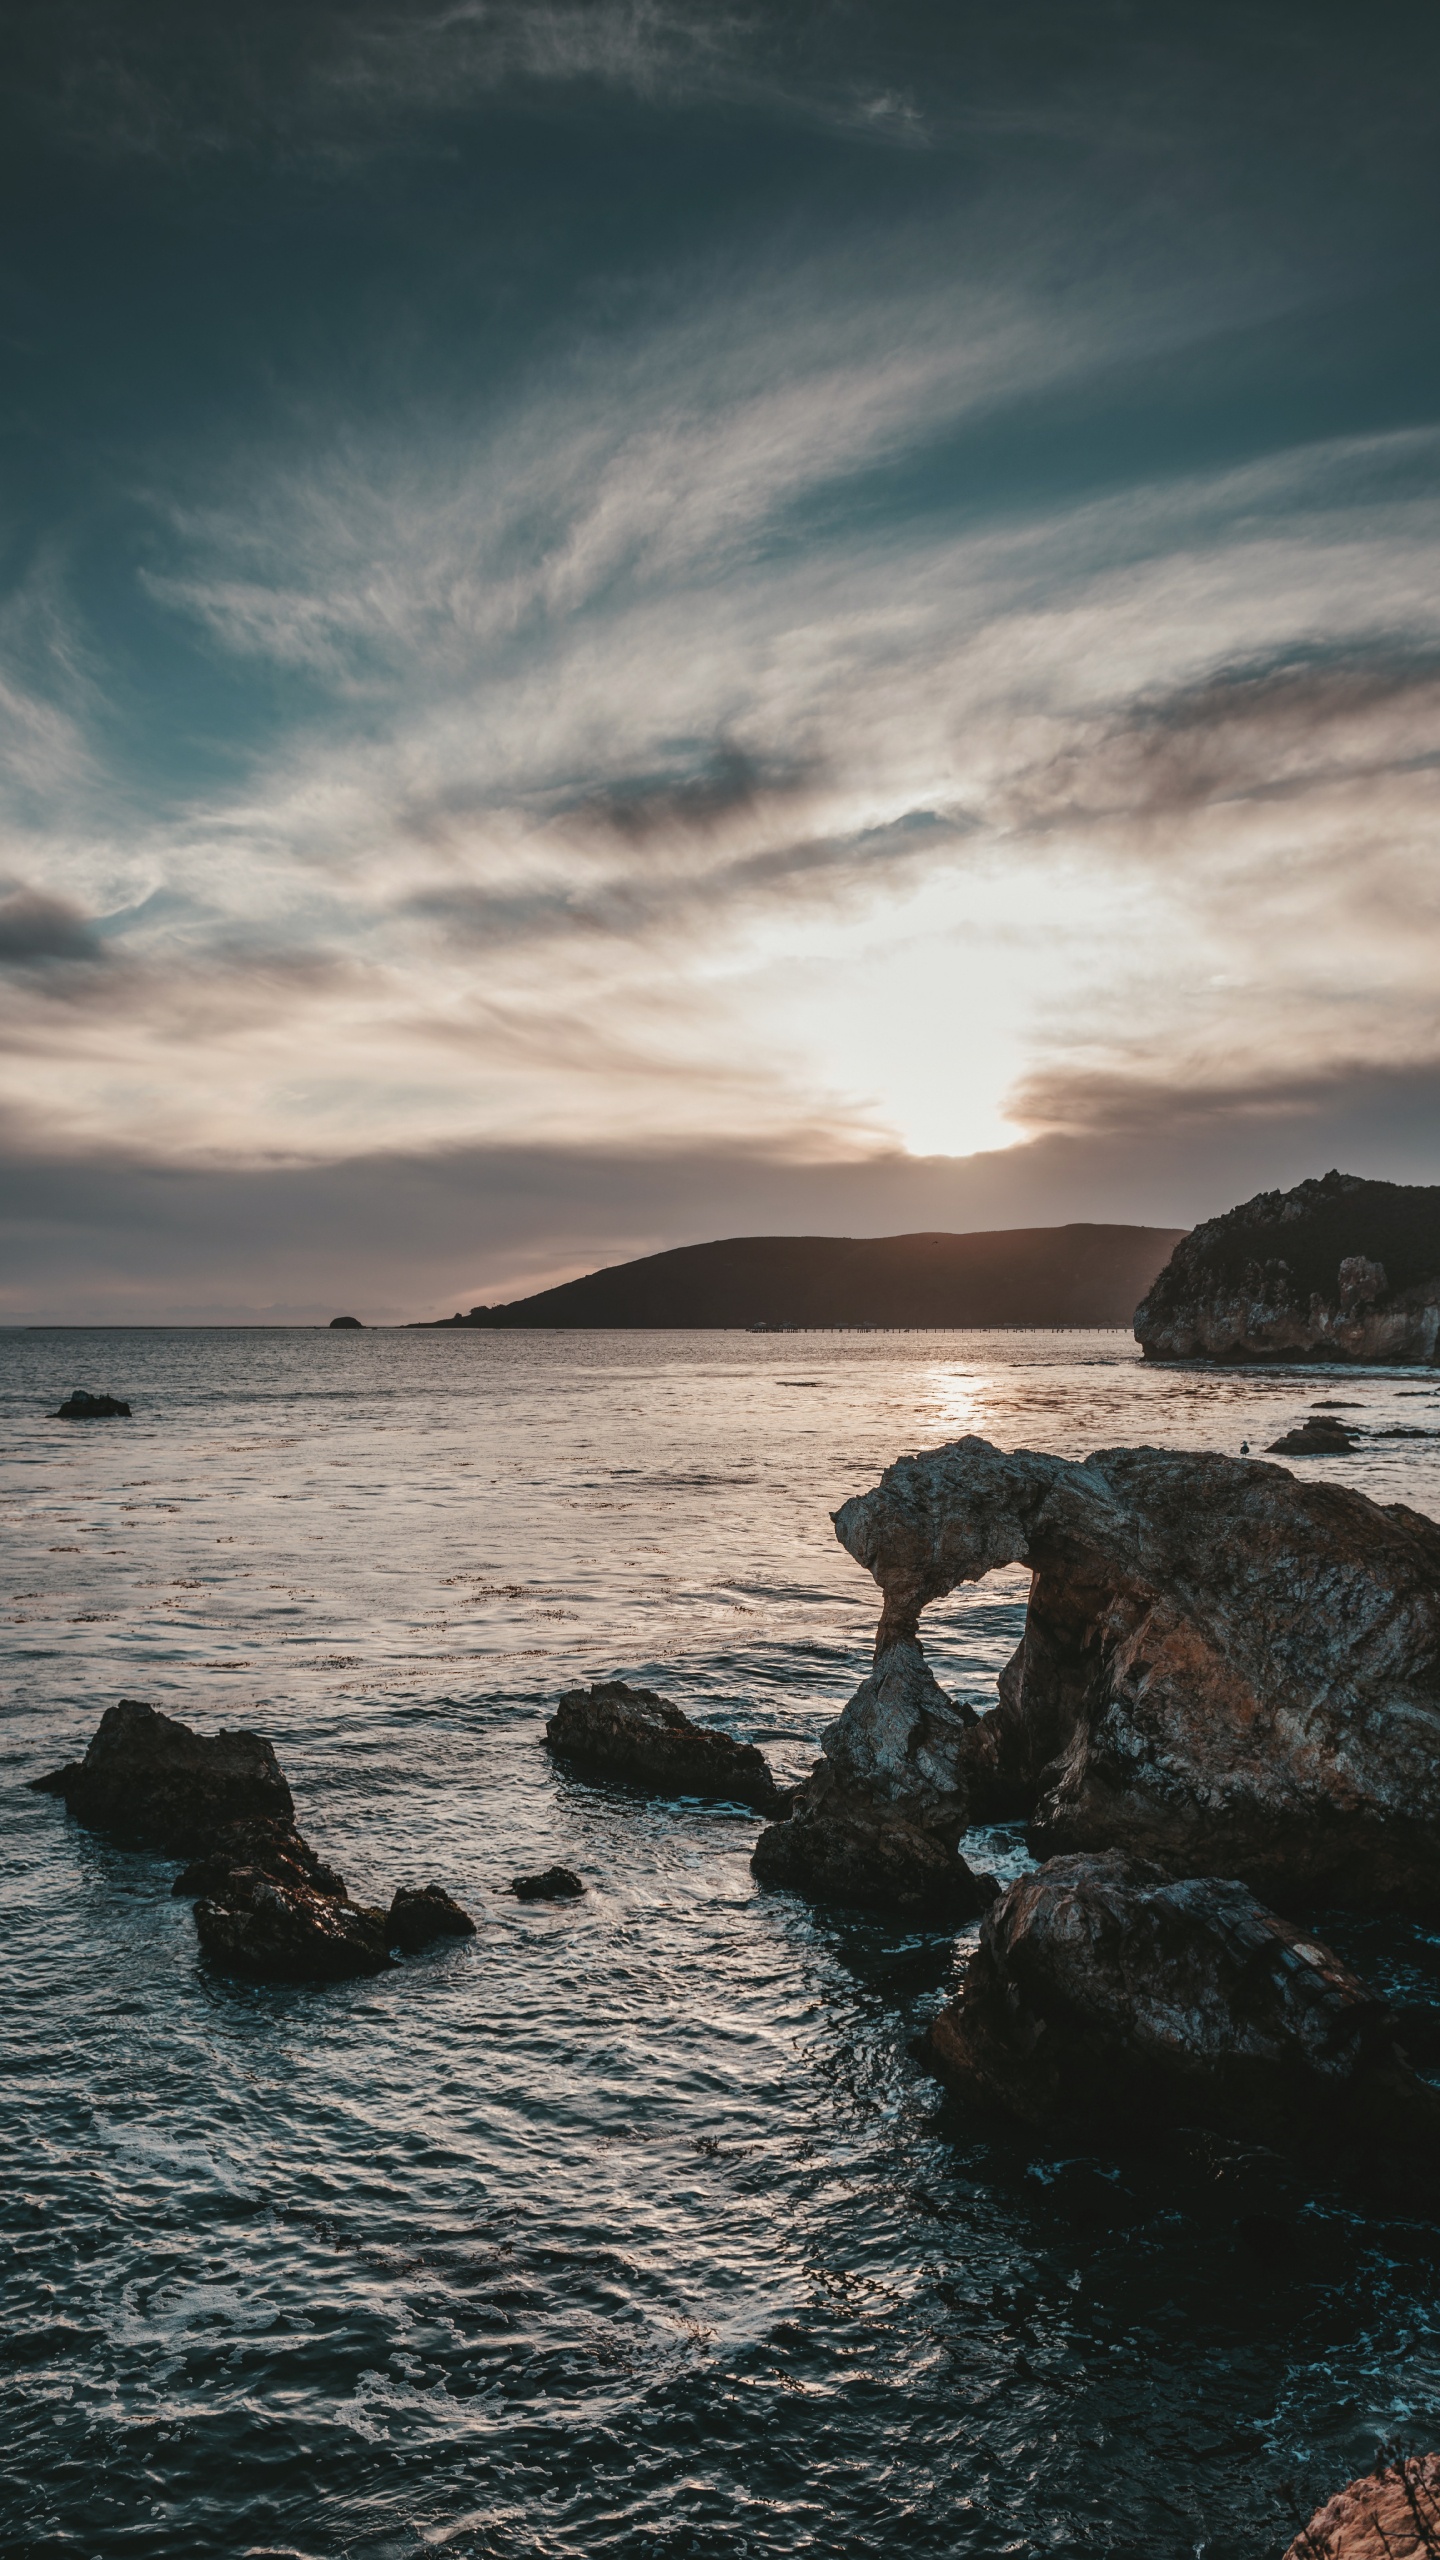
xmin=547 ymin=1680 xmax=786 ymax=1813
xmin=927 ymin=1853 xmax=1439 ymax=2180
xmin=1135 ymin=1169 xmax=1440 ymax=1362
xmin=752 ymin=1437 xmax=1440 ymax=1912
xmin=1283 ymin=2458 xmax=1440 ymax=2558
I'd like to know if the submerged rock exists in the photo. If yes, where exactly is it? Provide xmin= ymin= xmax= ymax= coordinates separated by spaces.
xmin=387 ymin=1883 xmax=477 ymax=1951
xmin=928 ymin=1852 xmax=1439 ymax=2181
xmin=50 ymin=1388 xmax=131 ymax=1418
xmin=546 ymin=1680 xmax=785 ymax=1813
xmin=1135 ymin=1169 xmax=1440 ymax=1363
xmin=1283 ymin=2456 xmax=1440 ymax=2558
xmin=510 ymin=1866 xmax=586 ymax=1900
xmin=195 ymin=1876 xmax=393 ymax=1982
xmin=31 ymin=1699 xmax=293 ymax=1853
xmin=791 ymin=1435 xmax=1440 ymax=1910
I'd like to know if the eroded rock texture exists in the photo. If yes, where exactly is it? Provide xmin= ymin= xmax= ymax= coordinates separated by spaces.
xmin=1136 ymin=1169 xmax=1440 ymax=1362
xmin=776 ymin=1435 xmax=1440 ymax=1911
xmin=1284 ymin=2457 xmax=1440 ymax=2558
xmin=547 ymin=1680 xmax=785 ymax=1813
xmin=32 ymin=1699 xmax=293 ymax=1852
xmin=927 ymin=1853 xmax=1439 ymax=2178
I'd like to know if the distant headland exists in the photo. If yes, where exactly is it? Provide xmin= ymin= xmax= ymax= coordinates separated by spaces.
xmin=414 ymin=1223 xmax=1186 ymax=1331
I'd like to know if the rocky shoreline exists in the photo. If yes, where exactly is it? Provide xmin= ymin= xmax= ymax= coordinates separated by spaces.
xmin=1136 ymin=1169 xmax=1440 ymax=1363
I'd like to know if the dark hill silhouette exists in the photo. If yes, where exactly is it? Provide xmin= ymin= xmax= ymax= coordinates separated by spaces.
xmin=417 ymin=1224 xmax=1186 ymax=1331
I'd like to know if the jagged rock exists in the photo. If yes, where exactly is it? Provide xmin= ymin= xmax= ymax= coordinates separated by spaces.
xmin=546 ymin=1680 xmax=785 ymax=1812
xmin=928 ymin=1852 xmax=1440 ymax=2181
xmin=1136 ymin=1169 xmax=1440 ymax=1362
xmin=1267 ymin=1417 xmax=1356 ymax=1454
xmin=31 ymin=1699 xmax=293 ymax=1853
xmin=50 ymin=1388 xmax=131 ymax=1418
xmin=387 ymin=1883 xmax=477 ymax=1950
xmin=790 ymin=1434 xmax=1440 ymax=1910
xmin=1283 ymin=2457 xmax=1440 ymax=2558
xmin=511 ymin=1866 xmax=586 ymax=1900
xmin=195 ymin=1875 xmax=393 ymax=1982
xmin=172 ymin=1818 xmax=347 ymax=1903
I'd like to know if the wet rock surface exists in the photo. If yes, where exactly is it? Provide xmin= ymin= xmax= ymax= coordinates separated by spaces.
xmin=1283 ymin=2456 xmax=1440 ymax=2558
xmin=50 ymin=1388 xmax=131 ymax=1418
xmin=172 ymin=1818 xmax=347 ymax=1903
xmin=511 ymin=1866 xmax=586 ymax=1900
xmin=387 ymin=1883 xmax=477 ymax=1950
xmin=1135 ymin=1168 xmax=1440 ymax=1363
xmin=821 ymin=1435 xmax=1440 ymax=1910
xmin=547 ymin=1679 xmax=785 ymax=1812
xmin=195 ymin=1878 xmax=394 ymax=1983
xmin=928 ymin=1852 xmax=1440 ymax=2184
xmin=32 ymin=1699 xmax=293 ymax=1853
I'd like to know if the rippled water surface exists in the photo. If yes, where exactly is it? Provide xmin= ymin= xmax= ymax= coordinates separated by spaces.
xmin=5 ymin=1327 xmax=1440 ymax=2560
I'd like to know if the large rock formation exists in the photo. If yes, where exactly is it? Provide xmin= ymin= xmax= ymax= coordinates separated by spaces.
xmin=1283 ymin=2458 xmax=1440 ymax=2559
xmin=1136 ymin=1169 xmax=1440 ymax=1362
xmin=927 ymin=1853 xmax=1439 ymax=2181
xmin=194 ymin=1876 xmax=394 ymax=1982
xmin=32 ymin=1700 xmax=293 ymax=1851
xmin=752 ymin=1437 xmax=1440 ymax=1912
xmin=547 ymin=1680 xmax=786 ymax=1813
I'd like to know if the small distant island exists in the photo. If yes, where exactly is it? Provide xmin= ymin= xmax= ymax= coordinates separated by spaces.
xmin=414 ymin=1223 xmax=1185 ymax=1331
xmin=328 ymin=1315 xmax=363 ymax=1328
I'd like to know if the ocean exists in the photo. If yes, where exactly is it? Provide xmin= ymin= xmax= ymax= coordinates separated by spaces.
xmin=5 ymin=1326 xmax=1440 ymax=2560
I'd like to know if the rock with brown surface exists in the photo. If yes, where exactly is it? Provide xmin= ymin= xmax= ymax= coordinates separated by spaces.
xmin=1284 ymin=2457 xmax=1440 ymax=2558
xmin=31 ymin=1699 xmax=294 ymax=1853
xmin=927 ymin=1852 xmax=1440 ymax=2184
xmin=776 ymin=1435 xmax=1440 ymax=1910
xmin=1136 ymin=1169 xmax=1440 ymax=1363
xmin=195 ymin=1875 xmax=394 ymax=1982
xmin=547 ymin=1680 xmax=785 ymax=1813
xmin=387 ymin=1883 xmax=477 ymax=1951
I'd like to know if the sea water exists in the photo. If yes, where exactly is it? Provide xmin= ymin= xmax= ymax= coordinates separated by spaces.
xmin=4 ymin=1327 xmax=1440 ymax=2560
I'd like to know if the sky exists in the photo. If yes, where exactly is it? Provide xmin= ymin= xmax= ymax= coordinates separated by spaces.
xmin=3 ymin=0 xmax=1440 ymax=1320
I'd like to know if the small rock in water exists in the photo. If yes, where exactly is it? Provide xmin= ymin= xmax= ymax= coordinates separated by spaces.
xmin=1282 ymin=2454 xmax=1440 ymax=2558
xmin=1267 ymin=1416 xmax=1356 ymax=1454
xmin=510 ymin=1866 xmax=586 ymax=1900
xmin=387 ymin=1883 xmax=478 ymax=1951
xmin=50 ymin=1388 xmax=131 ymax=1419
xmin=546 ymin=1679 xmax=785 ymax=1813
